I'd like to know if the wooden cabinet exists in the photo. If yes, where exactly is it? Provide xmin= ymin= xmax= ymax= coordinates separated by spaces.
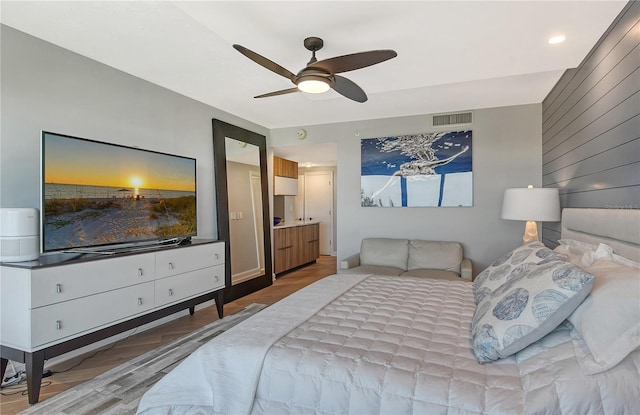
xmin=273 ymin=156 xmax=298 ymax=195
xmin=0 ymin=240 xmax=225 ymax=404
xmin=298 ymin=223 xmax=320 ymax=265
xmin=273 ymin=156 xmax=298 ymax=178
xmin=274 ymin=226 xmax=295 ymax=274
xmin=274 ymin=223 xmax=319 ymax=274
xmin=274 ymin=176 xmax=298 ymax=195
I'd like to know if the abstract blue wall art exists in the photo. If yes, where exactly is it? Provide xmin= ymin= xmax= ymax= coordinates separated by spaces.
xmin=361 ymin=131 xmax=472 ymax=207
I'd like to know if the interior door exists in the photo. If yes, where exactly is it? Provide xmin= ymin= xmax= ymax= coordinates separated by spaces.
xmin=304 ymin=171 xmax=333 ymax=255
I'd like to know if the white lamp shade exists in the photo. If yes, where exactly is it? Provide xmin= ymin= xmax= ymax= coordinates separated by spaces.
xmin=501 ymin=187 xmax=561 ymax=222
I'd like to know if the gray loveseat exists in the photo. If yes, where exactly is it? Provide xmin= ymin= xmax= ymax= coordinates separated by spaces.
xmin=339 ymin=238 xmax=472 ymax=280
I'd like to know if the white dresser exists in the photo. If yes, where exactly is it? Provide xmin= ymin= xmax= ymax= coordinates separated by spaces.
xmin=0 ymin=239 xmax=225 ymax=404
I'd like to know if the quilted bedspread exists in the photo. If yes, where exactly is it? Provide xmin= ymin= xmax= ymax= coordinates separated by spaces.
xmin=138 ymin=274 xmax=640 ymax=415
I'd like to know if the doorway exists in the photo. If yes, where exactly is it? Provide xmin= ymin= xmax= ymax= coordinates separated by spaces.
xmin=303 ymin=171 xmax=334 ymax=255
xmin=273 ymin=142 xmax=338 ymax=256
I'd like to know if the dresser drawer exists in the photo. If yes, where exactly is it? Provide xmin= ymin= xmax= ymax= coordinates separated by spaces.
xmin=31 ymin=253 xmax=156 ymax=308
xmin=31 ymin=281 xmax=155 ymax=347
xmin=155 ymin=264 xmax=224 ymax=306
xmin=155 ymin=242 xmax=224 ymax=278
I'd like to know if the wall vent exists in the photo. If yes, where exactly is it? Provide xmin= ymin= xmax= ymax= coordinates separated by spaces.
xmin=432 ymin=112 xmax=472 ymax=126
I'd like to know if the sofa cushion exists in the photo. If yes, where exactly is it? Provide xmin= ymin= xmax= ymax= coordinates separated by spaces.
xmin=360 ymin=238 xmax=409 ymax=270
xmin=340 ymin=265 xmax=404 ymax=276
xmin=408 ymin=240 xmax=462 ymax=272
xmin=402 ymin=269 xmax=462 ymax=280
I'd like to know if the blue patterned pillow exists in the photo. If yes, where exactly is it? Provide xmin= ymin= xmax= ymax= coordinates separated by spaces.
xmin=471 ymin=245 xmax=594 ymax=363
xmin=472 ymin=242 xmax=562 ymax=304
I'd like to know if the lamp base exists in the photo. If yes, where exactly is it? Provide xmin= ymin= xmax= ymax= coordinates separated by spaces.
xmin=522 ymin=220 xmax=539 ymax=245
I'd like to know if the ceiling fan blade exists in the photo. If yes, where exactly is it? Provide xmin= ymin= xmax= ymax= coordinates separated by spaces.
xmin=310 ymin=50 xmax=397 ymax=74
xmin=333 ymin=75 xmax=367 ymax=103
xmin=233 ymin=44 xmax=296 ymax=81
xmin=254 ymin=87 xmax=300 ymax=99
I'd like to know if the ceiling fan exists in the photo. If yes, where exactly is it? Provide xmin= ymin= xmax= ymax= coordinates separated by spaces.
xmin=233 ymin=37 xmax=397 ymax=103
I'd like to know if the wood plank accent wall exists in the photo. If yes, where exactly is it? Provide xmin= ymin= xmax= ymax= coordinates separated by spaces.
xmin=541 ymin=1 xmax=640 ymax=247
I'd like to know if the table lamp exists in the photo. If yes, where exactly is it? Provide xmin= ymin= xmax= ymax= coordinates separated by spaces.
xmin=501 ymin=186 xmax=560 ymax=244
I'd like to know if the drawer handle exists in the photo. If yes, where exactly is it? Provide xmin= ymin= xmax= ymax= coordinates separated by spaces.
xmin=168 ymin=262 xmax=174 ymax=270
xmin=138 ymin=297 xmax=143 ymax=305
xmin=215 ymin=253 xmax=220 ymax=260
xmin=56 ymin=283 xmax=62 ymax=294
xmin=169 ymin=288 xmax=174 ymax=296
xmin=138 ymin=268 xmax=144 ymax=276
xmin=214 ymin=275 xmax=219 ymax=282
xmin=56 ymin=320 xmax=62 ymax=330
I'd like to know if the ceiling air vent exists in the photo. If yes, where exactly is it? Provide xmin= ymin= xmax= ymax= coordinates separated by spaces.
xmin=432 ymin=112 xmax=472 ymax=126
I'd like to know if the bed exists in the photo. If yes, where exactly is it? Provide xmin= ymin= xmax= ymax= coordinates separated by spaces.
xmin=137 ymin=208 xmax=640 ymax=414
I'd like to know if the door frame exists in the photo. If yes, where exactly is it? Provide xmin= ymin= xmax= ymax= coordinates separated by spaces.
xmin=303 ymin=170 xmax=334 ymax=255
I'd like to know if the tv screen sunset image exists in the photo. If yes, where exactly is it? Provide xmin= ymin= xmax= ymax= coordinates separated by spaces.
xmin=42 ymin=133 xmax=196 ymax=252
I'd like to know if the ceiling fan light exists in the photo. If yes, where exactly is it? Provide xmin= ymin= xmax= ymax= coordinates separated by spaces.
xmin=298 ymin=77 xmax=331 ymax=94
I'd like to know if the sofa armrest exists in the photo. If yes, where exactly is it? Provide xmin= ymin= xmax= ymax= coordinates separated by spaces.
xmin=460 ymin=258 xmax=473 ymax=281
xmin=340 ymin=254 xmax=361 ymax=270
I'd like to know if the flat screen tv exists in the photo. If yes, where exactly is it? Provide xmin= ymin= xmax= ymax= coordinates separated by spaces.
xmin=41 ymin=131 xmax=197 ymax=253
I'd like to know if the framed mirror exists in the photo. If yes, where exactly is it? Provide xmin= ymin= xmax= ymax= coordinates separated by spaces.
xmin=213 ymin=119 xmax=272 ymax=302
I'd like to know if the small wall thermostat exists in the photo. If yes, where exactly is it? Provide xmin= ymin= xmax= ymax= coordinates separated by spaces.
xmin=296 ymin=129 xmax=307 ymax=140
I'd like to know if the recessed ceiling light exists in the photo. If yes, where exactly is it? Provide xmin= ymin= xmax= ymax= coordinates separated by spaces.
xmin=548 ymin=35 xmax=566 ymax=45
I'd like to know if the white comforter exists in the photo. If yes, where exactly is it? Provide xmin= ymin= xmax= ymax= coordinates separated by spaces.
xmin=137 ymin=274 xmax=640 ymax=415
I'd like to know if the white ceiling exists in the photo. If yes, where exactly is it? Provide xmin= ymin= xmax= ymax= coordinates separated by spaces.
xmin=1 ymin=1 xmax=628 ymax=131
xmin=275 ymin=142 xmax=339 ymax=167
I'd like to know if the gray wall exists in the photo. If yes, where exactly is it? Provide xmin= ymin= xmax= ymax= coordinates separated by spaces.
xmin=541 ymin=1 xmax=640 ymax=247
xmin=0 ymin=25 xmax=268 ymax=241
xmin=271 ymin=104 xmax=543 ymax=275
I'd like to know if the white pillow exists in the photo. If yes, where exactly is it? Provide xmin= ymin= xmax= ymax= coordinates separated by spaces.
xmin=611 ymin=252 xmax=640 ymax=269
xmin=568 ymin=258 xmax=640 ymax=374
xmin=557 ymin=238 xmax=597 ymax=251
xmin=553 ymin=244 xmax=587 ymax=266
xmin=555 ymin=240 xmax=613 ymax=267
xmin=471 ymin=243 xmax=595 ymax=363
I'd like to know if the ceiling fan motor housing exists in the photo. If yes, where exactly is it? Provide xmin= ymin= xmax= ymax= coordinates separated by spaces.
xmin=296 ymin=68 xmax=334 ymax=84
xmin=303 ymin=37 xmax=324 ymax=52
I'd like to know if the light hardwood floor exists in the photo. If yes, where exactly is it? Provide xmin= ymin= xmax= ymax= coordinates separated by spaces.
xmin=0 ymin=256 xmax=337 ymax=414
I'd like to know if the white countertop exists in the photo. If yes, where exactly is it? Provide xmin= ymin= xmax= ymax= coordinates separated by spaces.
xmin=274 ymin=220 xmax=320 ymax=229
